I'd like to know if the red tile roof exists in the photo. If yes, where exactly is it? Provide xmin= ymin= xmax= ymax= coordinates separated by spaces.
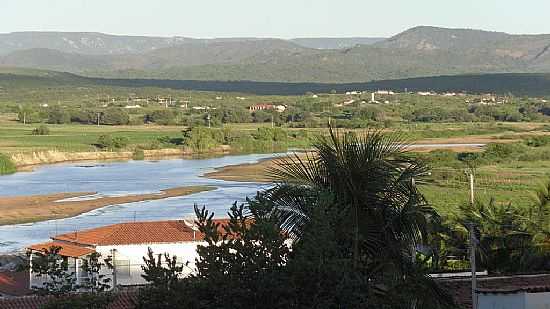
xmin=52 ymin=220 xmax=229 ymax=246
xmin=28 ymin=241 xmax=95 ymax=258
xmin=0 ymin=271 xmax=31 ymax=297
xmin=0 ymin=290 xmax=137 ymax=309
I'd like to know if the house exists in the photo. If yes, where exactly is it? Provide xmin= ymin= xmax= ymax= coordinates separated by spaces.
xmin=438 ymin=273 xmax=550 ymax=309
xmin=27 ymin=220 xmax=228 ymax=289
xmin=274 ymin=105 xmax=287 ymax=113
xmin=375 ymin=90 xmax=395 ymax=95
xmin=248 ymin=104 xmax=274 ymax=112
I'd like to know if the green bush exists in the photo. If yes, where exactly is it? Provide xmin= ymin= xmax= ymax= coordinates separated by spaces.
xmin=101 ymin=108 xmax=129 ymax=125
xmin=133 ymin=148 xmax=145 ymax=160
xmin=525 ymin=135 xmax=550 ymax=147
xmin=32 ymin=125 xmax=50 ymax=136
xmin=0 ymin=153 xmax=16 ymax=175
xmin=95 ymin=134 xmax=129 ymax=150
xmin=183 ymin=127 xmax=222 ymax=153
xmin=47 ymin=107 xmax=71 ymax=124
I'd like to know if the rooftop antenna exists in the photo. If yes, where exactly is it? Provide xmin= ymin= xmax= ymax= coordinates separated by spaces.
xmin=183 ymin=218 xmax=199 ymax=240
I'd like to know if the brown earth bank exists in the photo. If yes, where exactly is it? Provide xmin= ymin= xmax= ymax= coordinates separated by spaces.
xmin=10 ymin=146 xmax=231 ymax=169
xmin=205 ymin=139 xmax=495 ymax=183
xmin=0 ymin=186 xmax=215 ymax=226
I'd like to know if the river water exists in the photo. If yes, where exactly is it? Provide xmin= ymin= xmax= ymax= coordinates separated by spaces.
xmin=0 ymin=153 xmax=283 ymax=253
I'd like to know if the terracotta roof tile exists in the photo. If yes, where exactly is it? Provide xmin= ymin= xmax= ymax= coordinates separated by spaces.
xmin=53 ymin=219 xmax=229 ymax=246
xmin=28 ymin=241 xmax=95 ymax=258
xmin=0 ymin=271 xmax=31 ymax=297
xmin=0 ymin=290 xmax=137 ymax=309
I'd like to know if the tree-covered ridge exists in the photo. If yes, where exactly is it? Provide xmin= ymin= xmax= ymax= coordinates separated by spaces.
xmin=2 ymin=26 xmax=550 ymax=83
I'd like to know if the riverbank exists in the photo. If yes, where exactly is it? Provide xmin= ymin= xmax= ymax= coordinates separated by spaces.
xmin=0 ymin=186 xmax=215 ymax=225
xmin=10 ymin=146 xmax=231 ymax=170
xmin=204 ymin=142 xmax=490 ymax=183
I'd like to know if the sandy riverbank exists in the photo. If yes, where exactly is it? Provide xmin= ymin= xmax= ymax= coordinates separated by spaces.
xmin=10 ymin=146 xmax=232 ymax=170
xmin=0 ymin=186 xmax=215 ymax=226
xmin=204 ymin=140 xmax=494 ymax=183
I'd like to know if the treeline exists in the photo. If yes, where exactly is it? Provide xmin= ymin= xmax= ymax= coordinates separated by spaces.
xmin=405 ymin=102 xmax=550 ymax=123
xmin=180 ymin=127 xmax=311 ymax=153
xmin=18 ymin=106 xmax=131 ymax=125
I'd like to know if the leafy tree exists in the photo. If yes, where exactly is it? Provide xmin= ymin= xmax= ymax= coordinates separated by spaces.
xmin=47 ymin=107 xmax=71 ymax=124
xmin=79 ymin=252 xmax=113 ymax=292
xmin=101 ymin=108 xmax=129 ymax=125
xmin=29 ymin=246 xmax=77 ymax=296
xmin=145 ymin=110 xmax=177 ymax=125
xmin=182 ymin=127 xmax=222 ymax=152
xmin=137 ymin=248 xmax=185 ymax=309
xmin=18 ymin=105 xmax=43 ymax=124
xmin=95 ymin=134 xmax=129 ymax=150
xmin=266 ymin=127 xmax=454 ymax=307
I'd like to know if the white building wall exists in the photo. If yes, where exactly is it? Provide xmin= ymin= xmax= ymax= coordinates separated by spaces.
xmin=96 ymin=242 xmax=206 ymax=286
xmin=525 ymin=292 xmax=550 ymax=309
xmin=478 ymin=293 xmax=525 ymax=309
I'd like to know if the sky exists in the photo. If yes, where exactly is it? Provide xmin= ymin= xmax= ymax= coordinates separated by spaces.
xmin=2 ymin=0 xmax=550 ymax=38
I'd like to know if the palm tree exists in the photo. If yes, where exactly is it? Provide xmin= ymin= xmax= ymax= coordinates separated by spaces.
xmin=267 ymin=127 xmax=435 ymax=269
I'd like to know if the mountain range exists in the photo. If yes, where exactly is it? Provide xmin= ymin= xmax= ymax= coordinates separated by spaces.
xmin=1 ymin=26 xmax=550 ymax=83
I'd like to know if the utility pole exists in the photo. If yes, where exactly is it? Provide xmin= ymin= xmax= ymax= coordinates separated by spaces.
xmin=97 ymin=112 xmax=101 ymax=127
xmin=467 ymin=171 xmax=477 ymax=309
xmin=469 ymin=222 xmax=478 ymax=309
xmin=469 ymin=172 xmax=475 ymax=206
xmin=271 ymin=114 xmax=274 ymax=128
xmin=111 ymin=249 xmax=117 ymax=291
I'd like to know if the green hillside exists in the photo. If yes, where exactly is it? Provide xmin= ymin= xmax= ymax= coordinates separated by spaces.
xmin=1 ymin=67 xmax=550 ymax=96
xmin=2 ymin=26 xmax=550 ymax=83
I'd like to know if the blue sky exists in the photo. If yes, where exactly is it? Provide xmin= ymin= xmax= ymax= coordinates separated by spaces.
xmin=2 ymin=0 xmax=549 ymax=38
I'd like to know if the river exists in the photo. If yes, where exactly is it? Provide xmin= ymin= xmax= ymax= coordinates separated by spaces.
xmin=0 ymin=153 xmax=284 ymax=253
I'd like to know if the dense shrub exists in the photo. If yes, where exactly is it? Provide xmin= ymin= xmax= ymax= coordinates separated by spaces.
xmin=525 ymin=135 xmax=550 ymax=147
xmin=101 ymin=108 xmax=129 ymax=125
xmin=132 ymin=148 xmax=145 ymax=160
xmin=47 ymin=107 xmax=71 ymax=124
xmin=0 ymin=153 xmax=16 ymax=175
xmin=95 ymin=134 xmax=129 ymax=150
xmin=32 ymin=125 xmax=50 ymax=136
xmin=145 ymin=110 xmax=177 ymax=125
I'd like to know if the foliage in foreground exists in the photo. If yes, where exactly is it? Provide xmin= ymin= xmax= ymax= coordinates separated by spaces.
xmin=29 ymin=246 xmax=114 ymax=308
xmin=138 ymin=128 xmax=456 ymax=309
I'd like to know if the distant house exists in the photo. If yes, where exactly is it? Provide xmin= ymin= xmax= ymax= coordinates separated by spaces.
xmin=192 ymin=106 xmax=215 ymax=110
xmin=27 ymin=220 xmax=228 ymax=289
xmin=249 ymin=104 xmax=274 ymax=112
xmin=124 ymin=105 xmax=141 ymax=109
xmin=375 ymin=90 xmax=395 ymax=95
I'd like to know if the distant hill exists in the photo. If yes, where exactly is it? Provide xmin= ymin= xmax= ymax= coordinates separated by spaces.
xmin=2 ymin=27 xmax=550 ymax=83
xmin=290 ymin=37 xmax=385 ymax=49
xmin=2 ymin=67 xmax=550 ymax=96
xmin=0 ymin=32 xmax=198 ymax=56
